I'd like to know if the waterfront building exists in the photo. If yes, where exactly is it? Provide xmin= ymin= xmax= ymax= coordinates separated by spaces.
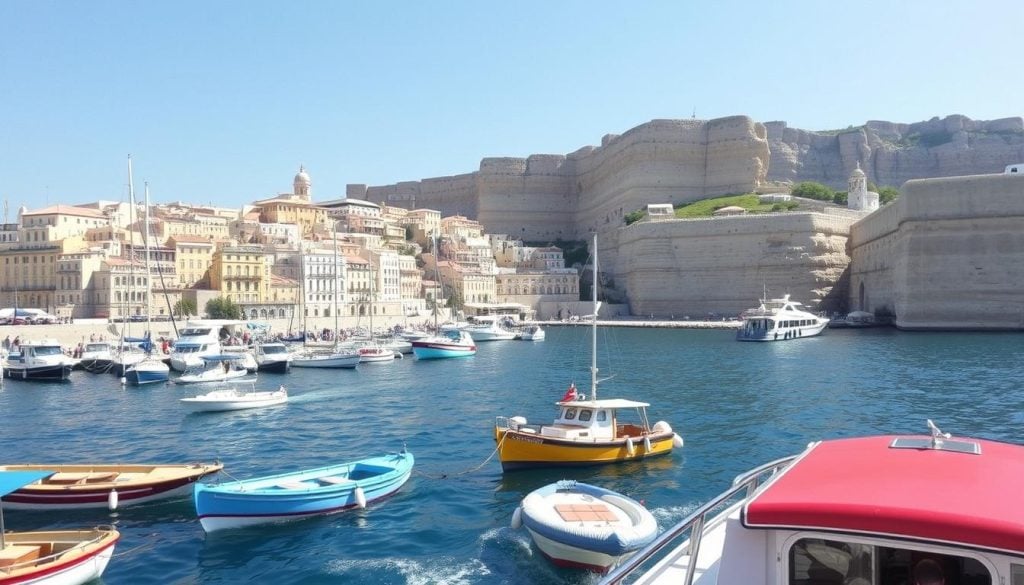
xmin=54 ymin=249 xmax=106 ymax=319
xmin=170 ymin=235 xmax=216 ymax=288
xmin=17 ymin=204 xmax=110 ymax=244
xmin=299 ymin=246 xmax=347 ymax=318
xmin=398 ymin=254 xmax=425 ymax=316
xmin=252 ymin=167 xmax=328 ymax=237
xmin=210 ymin=245 xmax=270 ymax=304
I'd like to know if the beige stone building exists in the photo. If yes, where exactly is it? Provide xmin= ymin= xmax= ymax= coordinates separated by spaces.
xmin=16 ymin=205 xmax=110 ymax=246
xmin=0 ymin=236 xmax=87 ymax=312
xmin=403 ymin=209 xmax=441 ymax=247
xmin=435 ymin=261 xmax=495 ymax=305
xmin=170 ymin=235 xmax=217 ymax=288
xmin=253 ymin=167 xmax=328 ymax=238
xmin=440 ymin=215 xmax=483 ymax=240
xmin=54 ymin=249 xmax=107 ymax=318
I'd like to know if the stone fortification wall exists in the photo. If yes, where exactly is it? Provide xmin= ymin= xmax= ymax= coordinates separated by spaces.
xmin=767 ymin=115 xmax=1024 ymax=189
xmin=356 ymin=116 xmax=770 ymax=244
xmin=849 ymin=173 xmax=1024 ymax=329
xmin=613 ymin=212 xmax=854 ymax=317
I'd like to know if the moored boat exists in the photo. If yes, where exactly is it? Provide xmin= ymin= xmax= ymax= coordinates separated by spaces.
xmin=0 ymin=471 xmax=119 ymax=585
xmin=411 ymin=330 xmax=477 ymax=359
xmin=513 ymin=480 xmax=657 ymax=573
xmin=254 ymin=342 xmax=291 ymax=373
xmin=463 ymin=316 xmax=516 ymax=341
xmin=290 ymin=348 xmax=360 ymax=369
xmin=125 ymin=356 xmax=170 ymax=386
xmin=494 ymin=234 xmax=682 ymax=471
xmin=193 ymin=450 xmax=414 ymax=532
xmin=520 ymin=325 xmax=546 ymax=341
xmin=180 ymin=383 xmax=288 ymax=413
xmin=174 ymin=355 xmax=250 ymax=385
xmin=78 ymin=342 xmax=114 ymax=372
xmin=357 ymin=344 xmax=398 ymax=363
xmin=601 ymin=421 xmax=1015 ymax=585
xmin=1 ymin=340 xmax=72 ymax=381
xmin=0 ymin=463 xmax=222 ymax=510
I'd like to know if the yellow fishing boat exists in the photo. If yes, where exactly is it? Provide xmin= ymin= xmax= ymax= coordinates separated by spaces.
xmin=493 ymin=234 xmax=683 ymax=471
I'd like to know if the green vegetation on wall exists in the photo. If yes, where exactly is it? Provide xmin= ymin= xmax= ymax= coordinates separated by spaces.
xmin=673 ymin=193 xmax=781 ymax=218
xmin=791 ymin=181 xmax=836 ymax=201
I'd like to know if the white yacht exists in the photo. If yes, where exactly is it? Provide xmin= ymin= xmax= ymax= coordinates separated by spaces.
xmin=463 ymin=315 xmax=516 ymax=341
xmin=2 ymin=339 xmax=73 ymax=381
xmin=254 ymin=341 xmax=291 ymax=373
xmin=169 ymin=321 xmax=234 ymax=371
xmin=736 ymin=294 xmax=828 ymax=342
xmin=79 ymin=342 xmax=115 ymax=372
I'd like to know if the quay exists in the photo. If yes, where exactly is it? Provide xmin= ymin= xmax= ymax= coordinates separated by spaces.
xmin=541 ymin=319 xmax=741 ymax=330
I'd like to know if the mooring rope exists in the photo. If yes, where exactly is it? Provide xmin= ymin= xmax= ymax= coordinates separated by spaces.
xmin=412 ymin=432 xmax=508 ymax=480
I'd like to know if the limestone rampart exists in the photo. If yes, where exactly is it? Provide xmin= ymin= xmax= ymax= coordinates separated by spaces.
xmin=849 ymin=173 xmax=1024 ymax=329
xmin=613 ymin=212 xmax=854 ymax=317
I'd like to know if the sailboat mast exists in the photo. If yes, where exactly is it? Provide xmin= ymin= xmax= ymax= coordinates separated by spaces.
xmin=144 ymin=182 xmax=153 ymax=354
xmin=591 ymin=233 xmax=598 ymax=401
xmin=125 ymin=156 xmax=136 ymax=342
xmin=333 ymin=228 xmax=339 ymax=348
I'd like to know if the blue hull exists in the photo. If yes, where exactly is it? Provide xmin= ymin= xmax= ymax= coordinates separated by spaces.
xmin=194 ymin=451 xmax=414 ymax=532
xmin=127 ymin=369 xmax=169 ymax=385
xmin=412 ymin=346 xmax=476 ymax=359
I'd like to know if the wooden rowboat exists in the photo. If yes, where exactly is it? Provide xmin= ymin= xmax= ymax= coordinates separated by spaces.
xmin=0 ymin=463 xmax=223 ymax=510
xmin=0 ymin=471 xmax=120 ymax=585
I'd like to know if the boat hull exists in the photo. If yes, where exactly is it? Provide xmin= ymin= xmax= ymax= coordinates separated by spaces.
xmin=194 ymin=452 xmax=414 ymax=532
xmin=180 ymin=391 xmax=288 ymax=413
xmin=290 ymin=354 xmax=359 ymax=368
xmin=0 ymin=464 xmax=222 ymax=510
xmin=2 ymin=364 xmax=72 ymax=381
xmin=126 ymin=361 xmax=169 ymax=385
xmin=527 ymin=528 xmax=623 ymax=573
xmin=0 ymin=529 xmax=119 ymax=585
xmin=736 ymin=319 xmax=827 ymax=341
xmin=495 ymin=428 xmax=675 ymax=471
xmin=173 ymin=369 xmax=249 ymax=385
xmin=411 ymin=342 xmax=476 ymax=359
xmin=256 ymin=358 xmax=290 ymax=373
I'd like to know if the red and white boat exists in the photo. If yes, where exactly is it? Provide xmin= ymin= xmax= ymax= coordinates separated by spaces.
xmin=0 ymin=463 xmax=223 ymax=510
xmin=603 ymin=421 xmax=1021 ymax=585
xmin=0 ymin=471 xmax=119 ymax=585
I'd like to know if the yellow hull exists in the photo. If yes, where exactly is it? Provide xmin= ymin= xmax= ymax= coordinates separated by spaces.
xmin=494 ymin=427 xmax=674 ymax=471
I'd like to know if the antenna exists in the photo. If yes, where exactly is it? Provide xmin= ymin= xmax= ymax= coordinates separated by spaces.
xmin=691 ymin=106 xmax=696 ymax=119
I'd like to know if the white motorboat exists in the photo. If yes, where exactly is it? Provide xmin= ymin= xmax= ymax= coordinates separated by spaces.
xmin=378 ymin=338 xmax=413 ymax=354
xmin=514 ymin=480 xmax=657 ymax=574
xmin=736 ymin=294 xmax=828 ymax=342
xmin=291 ymin=349 xmax=360 ymax=369
xmin=254 ymin=342 xmax=292 ymax=373
xmin=357 ymin=343 xmax=398 ymax=363
xmin=2 ymin=340 xmax=73 ymax=381
xmin=222 ymin=346 xmax=258 ymax=373
xmin=125 ymin=356 xmax=170 ymax=386
xmin=174 ymin=355 xmax=251 ymax=384
xmin=520 ymin=325 xmax=546 ymax=341
xmin=169 ymin=321 xmax=236 ymax=371
xmin=464 ymin=316 xmax=516 ymax=341
xmin=180 ymin=383 xmax=288 ymax=413
xmin=79 ymin=342 xmax=114 ymax=372
xmin=601 ymin=421 xmax=1023 ymax=585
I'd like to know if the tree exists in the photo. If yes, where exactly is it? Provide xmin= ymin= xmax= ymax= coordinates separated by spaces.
xmin=790 ymin=181 xmax=835 ymax=201
xmin=878 ymin=186 xmax=900 ymax=204
xmin=446 ymin=289 xmax=463 ymax=311
xmin=172 ymin=299 xmax=197 ymax=317
xmin=624 ymin=209 xmax=645 ymax=225
xmin=205 ymin=297 xmax=243 ymax=320
xmin=832 ymin=191 xmax=848 ymax=205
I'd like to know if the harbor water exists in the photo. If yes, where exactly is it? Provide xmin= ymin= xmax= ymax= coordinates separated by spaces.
xmin=2 ymin=327 xmax=1022 ymax=584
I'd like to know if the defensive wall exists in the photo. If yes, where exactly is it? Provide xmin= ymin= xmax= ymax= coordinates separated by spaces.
xmin=613 ymin=211 xmax=856 ymax=317
xmin=849 ymin=173 xmax=1024 ymax=330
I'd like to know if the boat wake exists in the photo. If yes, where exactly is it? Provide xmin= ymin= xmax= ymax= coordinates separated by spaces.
xmin=325 ymin=557 xmax=491 ymax=585
xmin=649 ymin=503 xmax=700 ymax=527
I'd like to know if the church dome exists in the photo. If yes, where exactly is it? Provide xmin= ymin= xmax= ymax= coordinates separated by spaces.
xmin=293 ymin=165 xmax=311 ymax=187
xmin=850 ymin=163 xmax=866 ymax=178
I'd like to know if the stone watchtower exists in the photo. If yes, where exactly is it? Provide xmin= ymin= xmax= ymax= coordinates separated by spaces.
xmin=847 ymin=162 xmax=879 ymax=212
xmin=293 ymin=165 xmax=311 ymax=200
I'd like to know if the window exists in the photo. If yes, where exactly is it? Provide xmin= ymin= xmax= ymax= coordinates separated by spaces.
xmin=789 ymin=538 xmax=872 ymax=585
xmin=564 ymin=408 xmax=577 ymax=421
xmin=788 ymin=538 xmax=992 ymax=585
xmin=578 ymin=410 xmax=593 ymax=422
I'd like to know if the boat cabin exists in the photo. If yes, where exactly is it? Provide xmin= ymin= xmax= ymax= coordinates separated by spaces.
xmin=539 ymin=399 xmax=651 ymax=441
xmin=603 ymin=428 xmax=1024 ymax=585
xmin=7 ymin=340 xmax=63 ymax=362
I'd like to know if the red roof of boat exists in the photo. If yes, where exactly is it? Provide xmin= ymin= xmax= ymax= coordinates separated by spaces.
xmin=743 ymin=435 xmax=1024 ymax=554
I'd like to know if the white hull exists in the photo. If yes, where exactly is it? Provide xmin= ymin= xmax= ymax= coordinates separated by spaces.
xmin=11 ymin=542 xmax=115 ymax=585
xmin=291 ymin=353 xmax=360 ymax=368
xmin=180 ymin=390 xmax=287 ymax=413
xmin=174 ymin=369 xmax=250 ymax=385
xmin=527 ymin=528 xmax=622 ymax=573
xmin=170 ymin=353 xmax=204 ymax=372
xmin=465 ymin=327 xmax=516 ymax=341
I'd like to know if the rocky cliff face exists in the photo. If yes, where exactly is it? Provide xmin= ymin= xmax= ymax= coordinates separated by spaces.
xmin=766 ymin=115 xmax=1024 ymax=189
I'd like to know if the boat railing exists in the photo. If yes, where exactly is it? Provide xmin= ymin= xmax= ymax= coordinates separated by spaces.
xmin=600 ymin=454 xmax=798 ymax=585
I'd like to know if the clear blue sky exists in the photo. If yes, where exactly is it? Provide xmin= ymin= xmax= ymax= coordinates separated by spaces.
xmin=2 ymin=0 xmax=1020 ymax=212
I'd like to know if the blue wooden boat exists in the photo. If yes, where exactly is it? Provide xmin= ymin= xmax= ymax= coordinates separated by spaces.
xmin=193 ymin=450 xmax=414 ymax=532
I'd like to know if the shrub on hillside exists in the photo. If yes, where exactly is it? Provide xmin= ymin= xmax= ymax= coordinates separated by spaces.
xmin=791 ymin=181 xmax=835 ymax=201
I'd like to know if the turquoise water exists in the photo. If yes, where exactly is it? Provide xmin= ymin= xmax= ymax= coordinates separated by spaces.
xmin=2 ymin=327 xmax=1023 ymax=584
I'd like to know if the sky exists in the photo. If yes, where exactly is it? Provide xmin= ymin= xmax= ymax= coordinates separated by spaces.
xmin=1 ymin=0 xmax=1021 ymax=212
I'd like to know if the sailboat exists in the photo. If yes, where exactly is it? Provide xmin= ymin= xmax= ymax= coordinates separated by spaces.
xmin=492 ymin=233 xmax=683 ymax=471
xmin=411 ymin=233 xmax=476 ymax=359
xmin=110 ymin=157 xmax=150 ymax=378
xmin=291 ymin=234 xmax=360 ymax=369
xmin=356 ymin=263 xmax=397 ymax=363
xmin=126 ymin=181 xmax=170 ymax=385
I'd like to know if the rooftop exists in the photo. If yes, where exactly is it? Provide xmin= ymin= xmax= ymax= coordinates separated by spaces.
xmin=22 ymin=205 xmax=108 ymax=219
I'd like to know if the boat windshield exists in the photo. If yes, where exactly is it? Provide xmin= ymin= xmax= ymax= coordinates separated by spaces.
xmin=33 ymin=346 xmax=64 ymax=356
xmin=180 ymin=328 xmax=213 ymax=336
xmin=175 ymin=344 xmax=203 ymax=353
xmin=262 ymin=345 xmax=287 ymax=354
xmin=85 ymin=343 xmax=109 ymax=352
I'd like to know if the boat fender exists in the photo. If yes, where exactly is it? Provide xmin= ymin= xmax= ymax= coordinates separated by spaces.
xmin=626 ymin=437 xmax=635 ymax=456
xmin=509 ymin=416 xmax=527 ymax=430
xmin=510 ymin=506 xmax=523 ymax=530
xmin=108 ymin=489 xmax=118 ymax=511
xmin=354 ymin=486 xmax=367 ymax=509
xmin=119 ymin=376 xmax=127 ymax=386
xmin=672 ymin=434 xmax=685 ymax=449
xmin=652 ymin=421 xmax=673 ymax=434
xmin=643 ymin=436 xmax=652 ymax=453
